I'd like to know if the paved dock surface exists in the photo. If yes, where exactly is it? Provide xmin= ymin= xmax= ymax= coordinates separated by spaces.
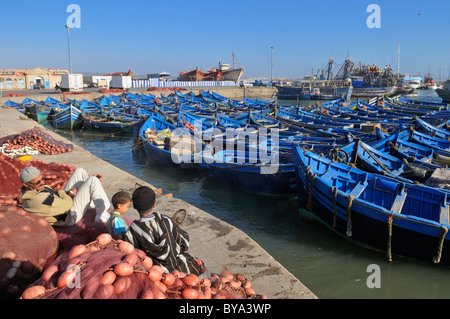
xmin=0 ymin=106 xmax=317 ymax=299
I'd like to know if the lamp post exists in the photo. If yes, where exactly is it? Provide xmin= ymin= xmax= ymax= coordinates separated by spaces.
xmin=270 ymin=46 xmax=274 ymax=82
xmin=65 ymin=24 xmax=72 ymax=74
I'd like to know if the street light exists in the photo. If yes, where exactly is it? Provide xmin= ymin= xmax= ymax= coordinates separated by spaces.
xmin=270 ymin=46 xmax=274 ymax=82
xmin=65 ymin=24 xmax=72 ymax=74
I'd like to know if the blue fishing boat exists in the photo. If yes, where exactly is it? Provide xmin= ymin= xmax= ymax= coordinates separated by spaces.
xmin=415 ymin=117 xmax=450 ymax=139
xmin=335 ymin=139 xmax=436 ymax=183
xmin=293 ymin=146 xmax=450 ymax=266
xmin=371 ymin=129 xmax=450 ymax=167
xmin=25 ymin=103 xmax=53 ymax=123
xmin=200 ymin=149 xmax=297 ymax=197
xmin=397 ymin=97 xmax=448 ymax=111
xmin=409 ymin=130 xmax=450 ymax=151
xmin=4 ymin=101 xmax=25 ymax=113
xmin=139 ymin=115 xmax=211 ymax=168
xmin=48 ymin=104 xmax=83 ymax=130
xmin=83 ymin=112 xmax=140 ymax=134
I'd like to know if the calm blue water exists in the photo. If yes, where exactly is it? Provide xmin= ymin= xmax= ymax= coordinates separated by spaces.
xmin=48 ymin=90 xmax=450 ymax=299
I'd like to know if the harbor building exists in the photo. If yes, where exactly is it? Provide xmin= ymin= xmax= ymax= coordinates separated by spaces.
xmin=0 ymin=67 xmax=68 ymax=90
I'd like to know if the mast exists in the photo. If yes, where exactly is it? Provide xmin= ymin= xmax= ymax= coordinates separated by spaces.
xmin=397 ymin=43 xmax=400 ymax=79
xmin=326 ymin=57 xmax=334 ymax=81
xmin=232 ymin=51 xmax=235 ymax=70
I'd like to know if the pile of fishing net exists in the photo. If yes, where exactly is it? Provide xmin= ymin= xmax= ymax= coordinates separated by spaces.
xmin=98 ymin=89 xmax=127 ymax=93
xmin=54 ymin=208 xmax=109 ymax=254
xmin=0 ymin=128 xmax=73 ymax=157
xmin=424 ymin=168 xmax=450 ymax=191
xmin=0 ymin=205 xmax=59 ymax=299
xmin=3 ymin=92 xmax=27 ymax=97
xmin=21 ymin=233 xmax=267 ymax=299
xmin=0 ymin=154 xmax=75 ymax=206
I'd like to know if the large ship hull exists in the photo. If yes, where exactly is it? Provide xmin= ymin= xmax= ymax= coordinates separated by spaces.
xmin=221 ymin=68 xmax=244 ymax=82
xmin=178 ymin=68 xmax=205 ymax=81
xmin=351 ymin=86 xmax=397 ymax=98
xmin=436 ymin=88 xmax=450 ymax=103
xmin=275 ymin=84 xmax=351 ymax=100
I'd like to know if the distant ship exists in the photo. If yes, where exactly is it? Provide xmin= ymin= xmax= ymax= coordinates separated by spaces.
xmin=178 ymin=52 xmax=244 ymax=82
xmin=219 ymin=63 xmax=244 ymax=82
xmin=436 ymin=79 xmax=450 ymax=103
xmin=349 ymin=61 xmax=397 ymax=97
xmin=178 ymin=67 xmax=206 ymax=81
xmin=275 ymin=58 xmax=353 ymax=100
xmin=420 ymin=72 xmax=438 ymax=90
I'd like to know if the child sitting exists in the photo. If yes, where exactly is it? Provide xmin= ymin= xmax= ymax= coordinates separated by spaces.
xmin=106 ymin=191 xmax=132 ymax=239
xmin=123 ymin=186 xmax=207 ymax=276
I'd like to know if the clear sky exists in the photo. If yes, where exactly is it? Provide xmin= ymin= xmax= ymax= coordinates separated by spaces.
xmin=1 ymin=0 xmax=449 ymax=80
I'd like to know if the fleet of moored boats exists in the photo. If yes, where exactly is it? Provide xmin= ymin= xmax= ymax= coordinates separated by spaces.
xmin=4 ymin=90 xmax=450 ymax=267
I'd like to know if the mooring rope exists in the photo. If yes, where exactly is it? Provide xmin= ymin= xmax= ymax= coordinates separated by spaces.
xmin=433 ymin=226 xmax=448 ymax=264
xmin=331 ymin=186 xmax=338 ymax=228
xmin=346 ymin=194 xmax=354 ymax=237
xmin=306 ymin=168 xmax=317 ymax=213
xmin=387 ymin=214 xmax=393 ymax=262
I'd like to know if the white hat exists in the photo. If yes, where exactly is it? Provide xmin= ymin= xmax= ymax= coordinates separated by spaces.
xmin=19 ymin=166 xmax=41 ymax=183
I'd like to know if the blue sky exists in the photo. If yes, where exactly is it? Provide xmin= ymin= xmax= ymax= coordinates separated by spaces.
xmin=1 ymin=0 xmax=449 ymax=79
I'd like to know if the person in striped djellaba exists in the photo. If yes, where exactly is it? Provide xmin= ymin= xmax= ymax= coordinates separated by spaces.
xmin=122 ymin=186 xmax=209 ymax=277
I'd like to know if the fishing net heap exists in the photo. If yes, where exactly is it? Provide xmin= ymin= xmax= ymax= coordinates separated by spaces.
xmin=0 ymin=128 xmax=73 ymax=157
xmin=54 ymin=208 xmax=109 ymax=255
xmin=0 ymin=154 xmax=75 ymax=205
xmin=98 ymin=89 xmax=127 ymax=94
xmin=2 ymin=92 xmax=27 ymax=97
xmin=0 ymin=205 xmax=59 ymax=299
xmin=21 ymin=234 xmax=267 ymax=299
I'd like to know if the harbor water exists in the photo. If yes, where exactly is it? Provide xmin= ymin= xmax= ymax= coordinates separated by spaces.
xmin=47 ymin=90 xmax=450 ymax=299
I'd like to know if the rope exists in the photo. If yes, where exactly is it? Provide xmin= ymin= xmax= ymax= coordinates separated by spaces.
xmin=346 ymin=194 xmax=354 ymax=237
xmin=331 ymin=186 xmax=338 ymax=228
xmin=305 ymin=166 xmax=317 ymax=212
xmin=172 ymin=209 xmax=188 ymax=225
xmin=387 ymin=215 xmax=393 ymax=262
xmin=433 ymin=226 xmax=448 ymax=264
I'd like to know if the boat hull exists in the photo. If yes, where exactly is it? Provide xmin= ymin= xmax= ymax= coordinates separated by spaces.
xmin=293 ymin=147 xmax=450 ymax=266
xmin=139 ymin=116 xmax=205 ymax=169
xmin=200 ymin=162 xmax=296 ymax=197
xmin=296 ymin=180 xmax=450 ymax=265
xmin=436 ymin=88 xmax=450 ymax=104
xmin=275 ymin=85 xmax=351 ymax=100
xmin=351 ymin=86 xmax=397 ymax=98
xmin=83 ymin=116 xmax=136 ymax=133
xmin=221 ymin=68 xmax=244 ymax=82
xmin=50 ymin=105 xmax=83 ymax=130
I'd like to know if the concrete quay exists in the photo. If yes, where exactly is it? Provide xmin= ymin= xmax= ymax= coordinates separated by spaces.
xmin=0 ymin=106 xmax=317 ymax=299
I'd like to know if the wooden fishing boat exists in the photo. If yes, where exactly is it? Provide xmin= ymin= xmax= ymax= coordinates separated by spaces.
xmin=409 ymin=130 xmax=450 ymax=151
xmin=82 ymin=112 xmax=141 ymax=134
xmin=373 ymin=129 xmax=450 ymax=167
xmin=25 ymin=103 xmax=53 ymax=123
xmin=139 ymin=115 xmax=211 ymax=168
xmin=415 ymin=117 xmax=450 ymax=139
xmin=396 ymin=97 xmax=448 ymax=111
xmin=4 ymin=101 xmax=25 ymax=113
xmin=293 ymin=146 xmax=450 ymax=266
xmin=336 ymin=138 xmax=436 ymax=183
xmin=199 ymin=149 xmax=297 ymax=197
xmin=48 ymin=104 xmax=83 ymax=130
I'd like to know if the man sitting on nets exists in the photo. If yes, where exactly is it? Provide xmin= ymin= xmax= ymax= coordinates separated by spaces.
xmin=122 ymin=185 xmax=208 ymax=277
xmin=19 ymin=166 xmax=111 ymax=227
